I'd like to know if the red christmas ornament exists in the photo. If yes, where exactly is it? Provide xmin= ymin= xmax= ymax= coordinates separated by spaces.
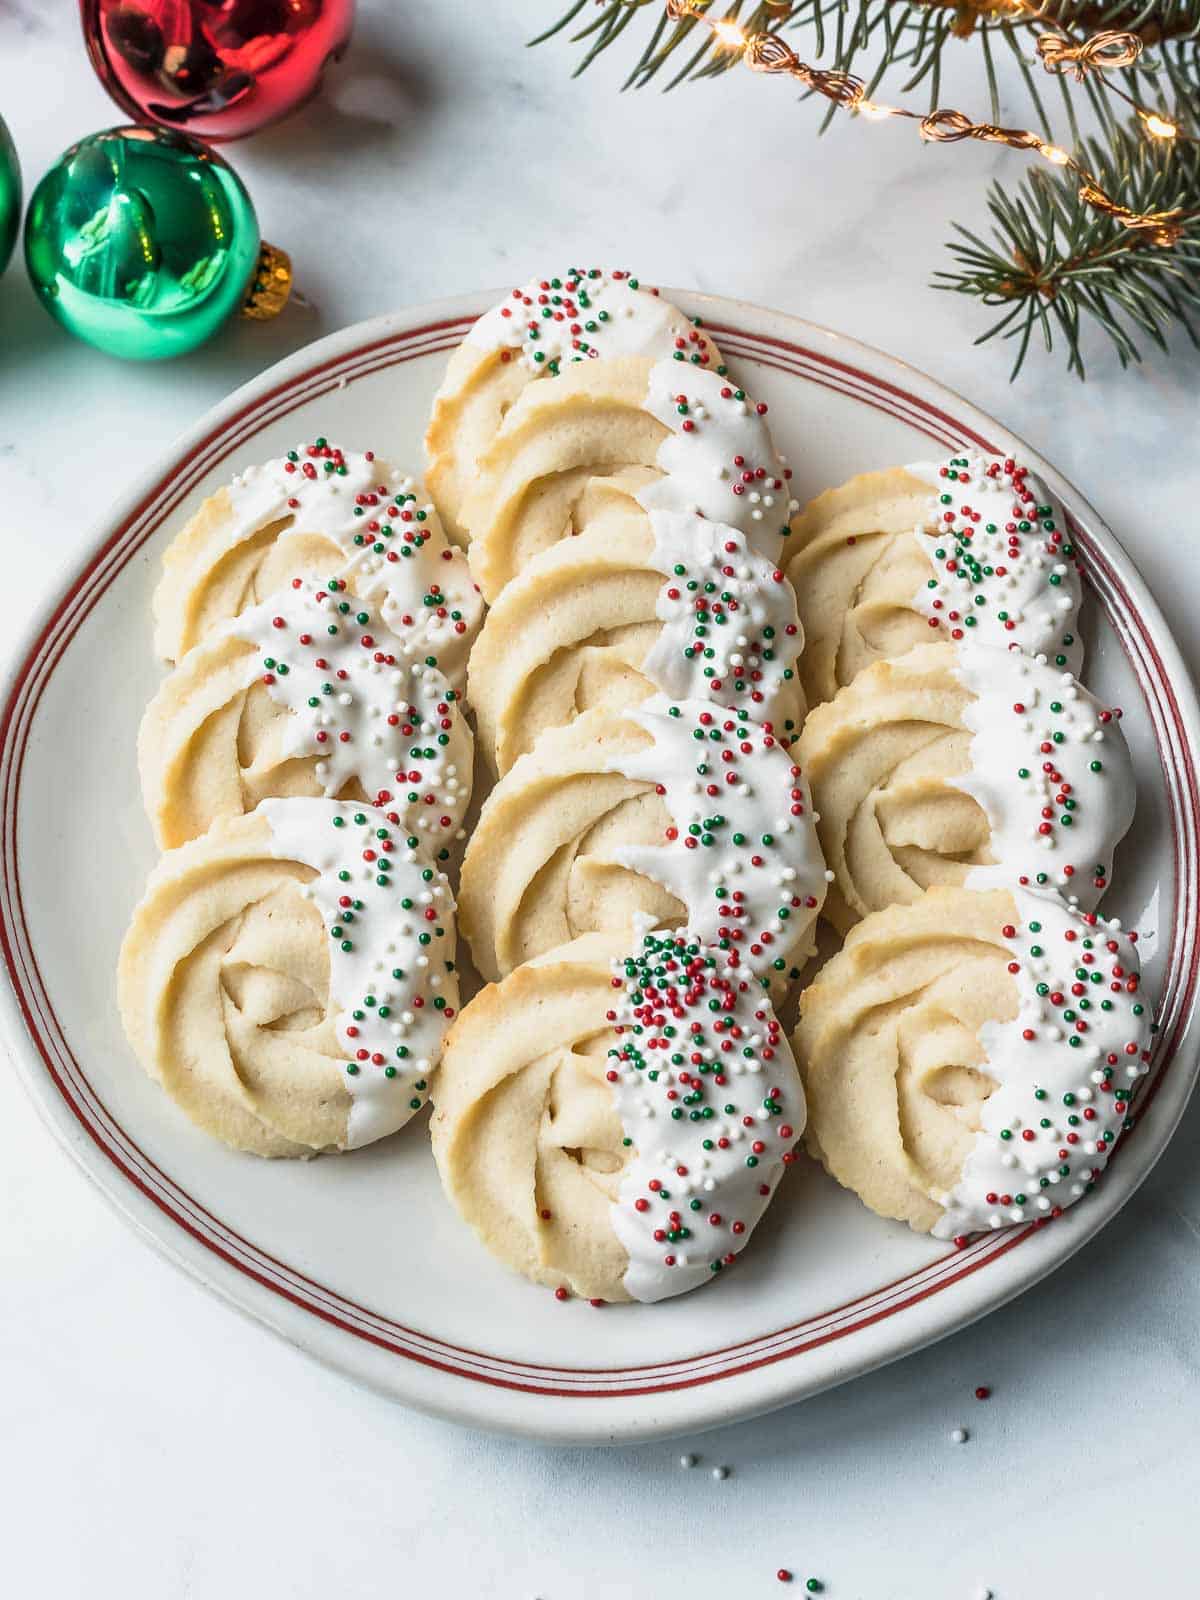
xmin=80 ymin=0 xmax=355 ymax=142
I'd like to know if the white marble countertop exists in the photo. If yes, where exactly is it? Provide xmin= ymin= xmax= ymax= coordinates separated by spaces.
xmin=2 ymin=4 xmax=1198 ymax=1597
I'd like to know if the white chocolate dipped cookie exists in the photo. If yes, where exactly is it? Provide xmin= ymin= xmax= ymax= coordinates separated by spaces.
xmin=786 ymin=451 xmax=1084 ymax=710
xmin=431 ymin=928 xmax=805 ymax=1303
xmin=118 ymin=799 xmax=458 ymax=1156
xmin=139 ymin=577 xmax=472 ymax=853
xmin=794 ymin=885 xmax=1151 ymax=1240
xmin=425 ymin=267 xmax=721 ymax=544
xmin=468 ymin=468 xmax=805 ymax=775
xmin=153 ymin=439 xmax=483 ymax=688
xmin=799 ymin=640 xmax=1134 ymax=933
xmin=463 ymin=355 xmax=797 ymax=602
xmin=459 ymin=696 xmax=826 ymax=985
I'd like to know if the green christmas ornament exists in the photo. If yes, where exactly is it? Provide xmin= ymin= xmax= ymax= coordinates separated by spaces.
xmin=0 ymin=113 xmax=20 ymax=275
xmin=24 ymin=125 xmax=290 ymax=360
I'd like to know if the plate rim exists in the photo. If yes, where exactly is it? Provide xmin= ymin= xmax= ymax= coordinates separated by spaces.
xmin=2 ymin=288 xmax=1198 ymax=1444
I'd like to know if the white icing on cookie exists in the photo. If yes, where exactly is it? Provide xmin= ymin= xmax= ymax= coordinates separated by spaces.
xmin=262 ymin=798 xmax=459 ymax=1149
xmin=640 ymin=510 xmax=803 ymax=732
xmin=602 ymin=695 xmax=827 ymax=980
xmin=466 ymin=267 xmax=719 ymax=374
xmin=221 ymin=443 xmax=483 ymax=686
xmin=606 ymin=931 xmax=805 ymax=1301
xmin=932 ymin=885 xmax=1151 ymax=1239
xmin=227 ymin=578 xmax=471 ymax=849
xmin=954 ymin=643 xmax=1134 ymax=909
xmin=460 ymin=273 xmax=820 ymax=1290
xmin=639 ymin=362 xmax=798 ymax=559
xmin=907 ymin=450 xmax=1083 ymax=673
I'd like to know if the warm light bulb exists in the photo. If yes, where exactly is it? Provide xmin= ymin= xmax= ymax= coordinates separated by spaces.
xmin=1042 ymin=145 xmax=1070 ymax=167
xmin=712 ymin=18 xmax=746 ymax=47
xmin=859 ymin=100 xmax=894 ymax=121
xmin=1142 ymin=112 xmax=1178 ymax=140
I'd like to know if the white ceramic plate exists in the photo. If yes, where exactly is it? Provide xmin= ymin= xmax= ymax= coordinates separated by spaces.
xmin=3 ymin=292 xmax=1198 ymax=1444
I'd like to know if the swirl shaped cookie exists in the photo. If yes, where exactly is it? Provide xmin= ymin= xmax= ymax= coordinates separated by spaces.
xmin=463 ymin=355 xmax=796 ymax=602
xmin=139 ymin=577 xmax=473 ymax=852
xmin=786 ymin=452 xmax=1083 ymax=709
xmin=459 ymin=696 xmax=827 ymax=984
xmin=794 ymin=885 xmax=1151 ymax=1239
xmin=118 ymin=799 xmax=458 ymax=1156
xmin=431 ymin=929 xmax=804 ymax=1302
xmin=425 ymin=267 xmax=721 ymax=544
xmin=469 ymin=469 xmax=805 ymax=774
xmin=153 ymin=440 xmax=483 ymax=687
xmin=799 ymin=640 xmax=1134 ymax=932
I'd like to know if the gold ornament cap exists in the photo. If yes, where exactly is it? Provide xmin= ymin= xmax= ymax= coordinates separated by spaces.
xmin=243 ymin=242 xmax=294 ymax=321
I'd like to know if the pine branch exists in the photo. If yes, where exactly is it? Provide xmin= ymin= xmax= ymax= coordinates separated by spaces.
xmin=533 ymin=1 xmax=1200 ymax=118
xmin=532 ymin=4 xmax=1200 ymax=379
xmin=934 ymin=122 xmax=1200 ymax=377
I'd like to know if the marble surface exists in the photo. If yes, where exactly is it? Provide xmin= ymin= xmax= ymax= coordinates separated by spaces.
xmin=2 ymin=4 xmax=1199 ymax=1596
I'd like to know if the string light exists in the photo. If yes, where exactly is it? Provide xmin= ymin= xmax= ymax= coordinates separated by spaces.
xmin=1035 ymin=30 xmax=1143 ymax=82
xmin=710 ymin=17 xmax=745 ymax=47
xmin=660 ymin=0 xmax=1191 ymax=245
xmin=1036 ymin=26 xmax=1185 ymax=142
xmin=1142 ymin=112 xmax=1179 ymax=141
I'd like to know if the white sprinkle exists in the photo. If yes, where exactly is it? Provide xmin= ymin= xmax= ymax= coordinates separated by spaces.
xmin=951 ymin=1427 xmax=969 ymax=1444
xmin=680 ymin=1453 xmax=697 ymax=1469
